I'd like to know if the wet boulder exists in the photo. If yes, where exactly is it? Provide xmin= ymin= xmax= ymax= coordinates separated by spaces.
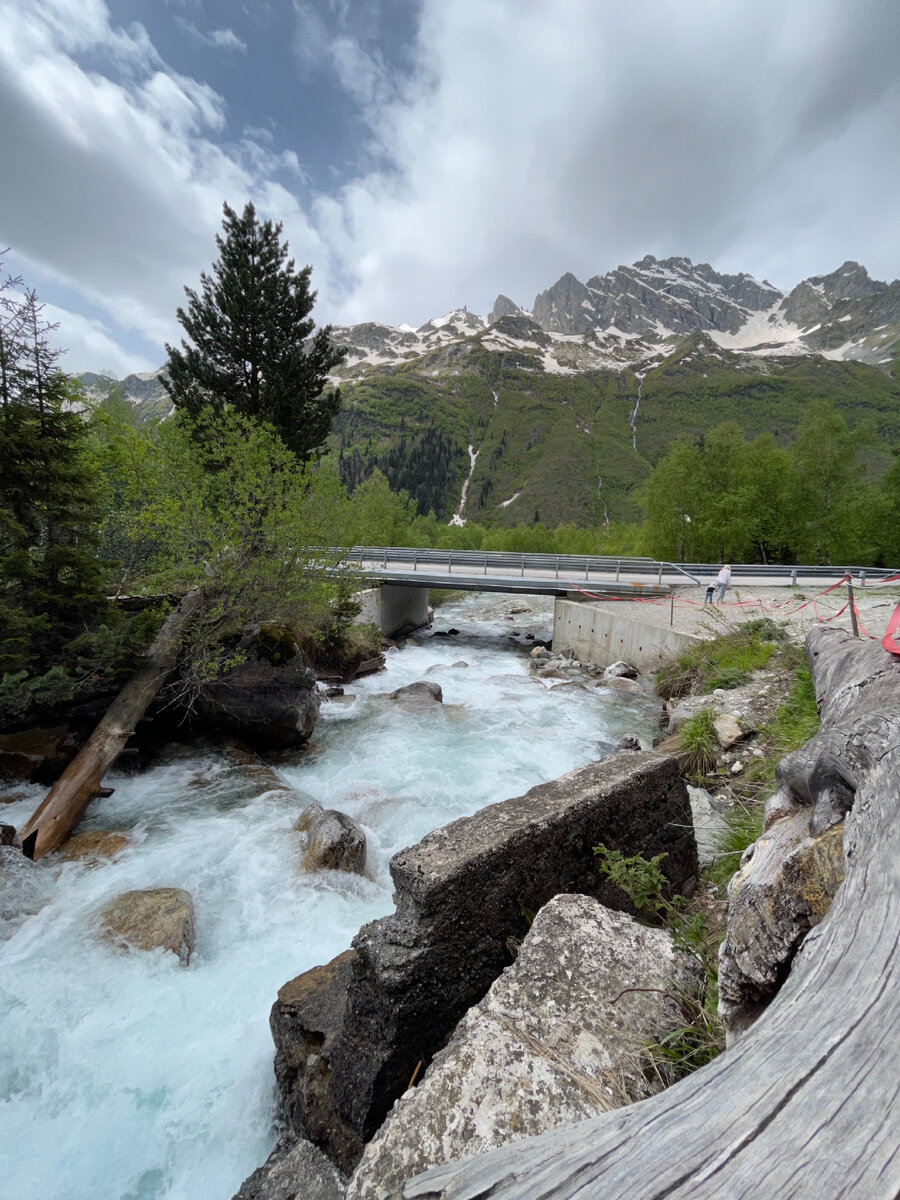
xmin=192 ymin=633 xmax=320 ymax=751
xmin=603 ymin=660 xmax=639 ymax=680
xmin=59 ymin=830 xmax=131 ymax=862
xmin=271 ymin=949 xmax=364 ymax=1173
xmin=296 ymin=803 xmax=366 ymax=875
xmin=99 ymin=887 xmax=196 ymax=965
xmin=388 ymin=681 xmax=443 ymax=706
xmin=231 ymin=1134 xmax=344 ymax=1200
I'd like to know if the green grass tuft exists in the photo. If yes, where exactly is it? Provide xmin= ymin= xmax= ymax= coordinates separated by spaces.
xmin=656 ymin=619 xmax=785 ymax=699
xmin=676 ymin=707 xmax=720 ymax=773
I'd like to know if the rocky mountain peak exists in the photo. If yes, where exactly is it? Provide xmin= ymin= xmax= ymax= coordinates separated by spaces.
xmin=531 ymin=273 xmax=593 ymax=335
xmin=780 ymin=262 xmax=889 ymax=329
xmin=531 ymin=256 xmax=783 ymax=340
xmin=489 ymin=294 xmax=526 ymax=324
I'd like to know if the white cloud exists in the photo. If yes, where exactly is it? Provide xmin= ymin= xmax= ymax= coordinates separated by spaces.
xmin=321 ymin=0 xmax=900 ymax=323
xmin=0 ymin=0 xmax=334 ymax=358
xmin=1 ymin=0 xmax=899 ymax=378
xmin=174 ymin=17 xmax=247 ymax=54
xmin=42 ymin=301 xmax=157 ymax=376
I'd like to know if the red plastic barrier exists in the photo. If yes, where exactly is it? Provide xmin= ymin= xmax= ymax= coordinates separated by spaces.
xmin=883 ymin=602 xmax=900 ymax=656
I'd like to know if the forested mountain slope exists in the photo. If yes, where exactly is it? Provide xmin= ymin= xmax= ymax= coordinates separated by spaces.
xmin=78 ymin=255 xmax=900 ymax=528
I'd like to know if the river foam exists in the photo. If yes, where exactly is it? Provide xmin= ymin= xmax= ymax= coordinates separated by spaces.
xmin=0 ymin=594 xmax=661 ymax=1199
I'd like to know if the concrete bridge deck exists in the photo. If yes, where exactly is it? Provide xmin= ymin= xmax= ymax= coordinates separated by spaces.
xmin=341 ymin=547 xmax=898 ymax=596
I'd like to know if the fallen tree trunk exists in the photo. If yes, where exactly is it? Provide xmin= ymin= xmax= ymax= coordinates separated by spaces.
xmin=18 ymin=589 xmax=202 ymax=861
xmin=401 ymin=625 xmax=900 ymax=1200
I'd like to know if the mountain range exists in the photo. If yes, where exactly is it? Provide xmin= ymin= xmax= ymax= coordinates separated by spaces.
xmin=79 ymin=255 xmax=900 ymax=528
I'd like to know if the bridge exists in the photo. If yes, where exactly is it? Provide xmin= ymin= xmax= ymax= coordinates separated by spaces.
xmin=340 ymin=548 xmax=898 ymax=660
xmin=342 ymin=546 xmax=896 ymax=595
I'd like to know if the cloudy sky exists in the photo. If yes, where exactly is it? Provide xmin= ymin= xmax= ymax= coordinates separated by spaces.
xmin=1 ymin=0 xmax=898 ymax=375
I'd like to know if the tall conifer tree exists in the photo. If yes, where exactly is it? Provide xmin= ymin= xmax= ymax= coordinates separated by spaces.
xmin=164 ymin=202 xmax=346 ymax=459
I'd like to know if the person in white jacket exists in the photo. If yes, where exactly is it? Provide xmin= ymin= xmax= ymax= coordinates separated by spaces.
xmin=716 ymin=564 xmax=732 ymax=605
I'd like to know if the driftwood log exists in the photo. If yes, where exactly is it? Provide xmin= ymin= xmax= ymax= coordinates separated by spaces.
xmin=18 ymin=589 xmax=202 ymax=861
xmin=400 ymin=625 xmax=900 ymax=1200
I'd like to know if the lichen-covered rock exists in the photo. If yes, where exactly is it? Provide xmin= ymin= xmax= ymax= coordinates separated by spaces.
xmin=718 ymin=811 xmax=845 ymax=1040
xmin=297 ymin=803 xmax=366 ymax=875
xmin=231 ymin=1135 xmax=344 ymax=1200
xmin=346 ymin=894 xmax=701 ymax=1200
xmin=99 ymin=887 xmax=196 ymax=965
xmin=59 ymin=830 xmax=130 ymax=862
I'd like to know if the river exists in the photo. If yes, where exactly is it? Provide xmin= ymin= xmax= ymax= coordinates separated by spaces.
xmin=0 ymin=593 xmax=662 ymax=1200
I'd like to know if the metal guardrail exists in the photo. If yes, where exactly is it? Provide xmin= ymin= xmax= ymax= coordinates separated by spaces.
xmin=338 ymin=547 xmax=899 ymax=587
xmin=343 ymin=546 xmax=690 ymax=583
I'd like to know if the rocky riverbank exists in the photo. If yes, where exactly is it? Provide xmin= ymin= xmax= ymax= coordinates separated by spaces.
xmin=233 ymin=607 xmax=869 ymax=1200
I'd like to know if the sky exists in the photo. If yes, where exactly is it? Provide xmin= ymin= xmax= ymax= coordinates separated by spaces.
xmin=1 ymin=0 xmax=899 ymax=376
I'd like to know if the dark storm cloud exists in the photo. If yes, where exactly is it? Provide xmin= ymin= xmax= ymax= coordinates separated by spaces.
xmin=1 ymin=0 xmax=898 ymax=369
xmin=325 ymin=0 xmax=900 ymax=322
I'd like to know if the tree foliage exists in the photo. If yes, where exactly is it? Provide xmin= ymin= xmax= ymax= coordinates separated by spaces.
xmin=164 ymin=202 xmax=346 ymax=460
xmin=0 ymin=264 xmax=112 ymax=679
xmin=141 ymin=407 xmax=350 ymax=694
xmin=637 ymin=404 xmax=875 ymax=564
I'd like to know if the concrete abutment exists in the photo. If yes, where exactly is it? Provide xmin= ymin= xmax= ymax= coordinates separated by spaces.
xmin=553 ymin=597 xmax=704 ymax=671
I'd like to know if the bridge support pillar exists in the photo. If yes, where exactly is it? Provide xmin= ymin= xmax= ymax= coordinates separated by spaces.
xmin=355 ymin=584 xmax=431 ymax=638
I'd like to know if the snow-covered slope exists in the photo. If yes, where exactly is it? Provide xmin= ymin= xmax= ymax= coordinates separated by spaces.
xmin=78 ymin=256 xmax=898 ymax=410
xmin=331 ymin=256 xmax=899 ymax=381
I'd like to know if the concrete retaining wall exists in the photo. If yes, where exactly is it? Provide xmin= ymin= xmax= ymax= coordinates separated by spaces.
xmin=553 ymin=598 xmax=704 ymax=670
xmin=354 ymin=585 xmax=431 ymax=638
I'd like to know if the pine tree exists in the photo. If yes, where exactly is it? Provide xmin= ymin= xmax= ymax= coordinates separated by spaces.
xmin=0 ymin=264 xmax=111 ymax=678
xmin=164 ymin=202 xmax=346 ymax=459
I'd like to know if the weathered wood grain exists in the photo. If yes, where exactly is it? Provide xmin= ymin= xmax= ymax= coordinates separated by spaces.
xmin=400 ymin=626 xmax=900 ymax=1199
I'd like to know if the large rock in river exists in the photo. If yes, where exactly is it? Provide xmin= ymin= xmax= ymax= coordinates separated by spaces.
xmin=271 ymin=949 xmax=364 ymax=1169
xmin=271 ymin=750 xmax=696 ymax=1171
xmin=192 ymin=644 xmax=319 ymax=750
xmin=388 ymin=681 xmax=443 ymax=706
xmin=99 ymin=887 xmax=196 ymax=965
xmin=296 ymin=803 xmax=367 ymax=875
xmin=346 ymin=893 xmax=703 ymax=1200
